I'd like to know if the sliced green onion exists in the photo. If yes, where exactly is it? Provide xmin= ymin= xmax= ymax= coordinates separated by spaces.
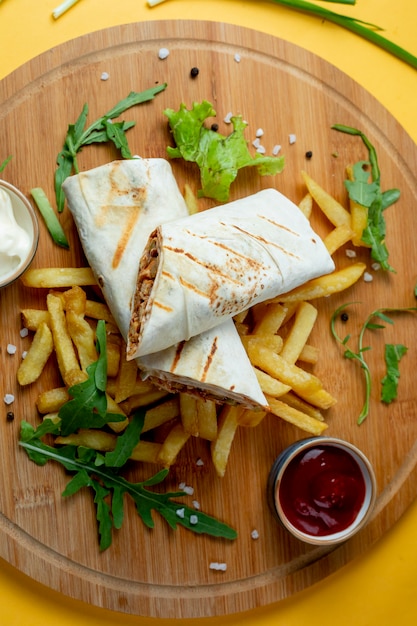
xmin=31 ymin=187 xmax=70 ymax=249
xmin=52 ymin=0 xmax=82 ymax=19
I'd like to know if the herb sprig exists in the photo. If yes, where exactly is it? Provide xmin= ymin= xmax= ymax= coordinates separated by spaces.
xmin=332 ymin=124 xmax=400 ymax=272
xmin=19 ymin=320 xmax=237 ymax=550
xmin=331 ymin=304 xmax=416 ymax=424
xmin=55 ymin=84 xmax=167 ymax=212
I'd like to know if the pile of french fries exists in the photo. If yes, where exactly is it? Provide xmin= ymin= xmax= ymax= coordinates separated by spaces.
xmin=17 ymin=170 xmax=367 ymax=478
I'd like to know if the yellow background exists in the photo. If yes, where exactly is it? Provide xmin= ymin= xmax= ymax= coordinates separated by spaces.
xmin=1 ymin=1 xmax=416 ymax=624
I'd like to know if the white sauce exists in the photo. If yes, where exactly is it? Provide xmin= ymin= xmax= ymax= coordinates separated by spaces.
xmin=0 ymin=188 xmax=31 ymax=279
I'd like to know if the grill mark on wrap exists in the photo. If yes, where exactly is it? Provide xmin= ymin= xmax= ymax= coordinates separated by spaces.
xmin=163 ymin=246 xmax=246 ymax=286
xmin=226 ymin=222 xmax=302 ymax=260
xmin=169 ymin=335 xmax=219 ymax=383
xmin=202 ymin=334 xmax=219 ymax=382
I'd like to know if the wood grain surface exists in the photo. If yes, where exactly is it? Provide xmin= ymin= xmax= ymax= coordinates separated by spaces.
xmin=0 ymin=20 xmax=417 ymax=619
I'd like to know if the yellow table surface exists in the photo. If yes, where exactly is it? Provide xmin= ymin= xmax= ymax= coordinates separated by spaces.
xmin=1 ymin=1 xmax=416 ymax=624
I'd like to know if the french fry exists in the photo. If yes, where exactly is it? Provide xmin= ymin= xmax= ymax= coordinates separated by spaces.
xmin=254 ymin=367 xmax=291 ymax=397
xmin=301 ymin=170 xmax=351 ymax=227
xmin=298 ymin=192 xmax=313 ymax=219
xmin=130 ymin=441 xmax=163 ymax=464
xmin=106 ymin=338 xmax=121 ymax=378
xmin=247 ymin=341 xmax=323 ymax=401
xmin=323 ymin=223 xmax=355 ymax=255
xmin=180 ymin=393 xmax=199 ymax=436
xmin=211 ymin=405 xmax=241 ymax=478
xmin=237 ymin=408 xmax=267 ymax=427
xmin=114 ymin=340 xmax=138 ymax=403
xmin=143 ymin=397 xmax=180 ymax=433
xmin=119 ymin=389 xmax=169 ymax=414
xmin=346 ymin=165 xmax=371 ymax=248
xmin=21 ymin=308 xmax=49 ymax=331
xmin=22 ymin=267 xmax=96 ymax=288
xmin=54 ymin=430 xmax=162 ymax=464
xmin=297 ymin=343 xmax=319 ymax=365
xmin=47 ymin=292 xmax=82 ymax=386
xmin=65 ymin=286 xmax=98 ymax=371
xmin=36 ymin=387 xmax=70 ymax=413
xmin=85 ymin=300 xmax=117 ymax=324
xmin=240 ymin=334 xmax=284 ymax=353
xmin=252 ymin=302 xmax=288 ymax=335
xmin=184 ymin=183 xmax=199 ymax=215
xmin=106 ymin=395 xmax=129 ymax=433
xmin=279 ymin=301 xmax=317 ymax=364
xmin=17 ymin=322 xmax=54 ymax=385
xmin=195 ymin=397 xmax=218 ymax=441
xmin=266 ymin=396 xmax=328 ymax=436
xmin=280 ymin=391 xmax=325 ymax=421
xmin=157 ymin=423 xmax=191 ymax=467
xmin=277 ymin=263 xmax=366 ymax=302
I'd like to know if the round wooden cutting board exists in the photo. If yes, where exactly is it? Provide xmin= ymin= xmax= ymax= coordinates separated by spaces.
xmin=1 ymin=20 xmax=417 ymax=619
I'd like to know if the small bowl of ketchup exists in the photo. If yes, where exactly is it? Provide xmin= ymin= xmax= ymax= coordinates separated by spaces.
xmin=268 ymin=437 xmax=377 ymax=545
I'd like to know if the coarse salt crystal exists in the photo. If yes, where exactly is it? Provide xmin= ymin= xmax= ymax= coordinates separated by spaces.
xmin=190 ymin=514 xmax=198 ymax=525
xmin=7 ymin=344 xmax=17 ymax=355
xmin=183 ymin=485 xmax=194 ymax=496
xmin=363 ymin=272 xmax=373 ymax=282
xmin=20 ymin=328 xmax=29 ymax=338
xmin=289 ymin=133 xmax=296 ymax=144
xmin=209 ymin=562 xmax=227 ymax=571
xmin=196 ymin=458 xmax=204 ymax=466
xmin=178 ymin=482 xmax=186 ymax=490
xmin=176 ymin=508 xmax=185 ymax=519
xmin=21 ymin=351 xmax=28 ymax=359
xmin=256 ymin=145 xmax=266 ymax=154
xmin=234 ymin=53 xmax=241 ymax=63
xmin=272 ymin=144 xmax=281 ymax=156
xmin=192 ymin=500 xmax=200 ymax=510
xmin=158 ymin=47 xmax=170 ymax=60
xmin=252 ymin=137 xmax=261 ymax=149
xmin=256 ymin=128 xmax=264 ymax=138
xmin=100 ymin=72 xmax=110 ymax=81
xmin=223 ymin=112 xmax=233 ymax=124
xmin=251 ymin=529 xmax=260 ymax=540
xmin=4 ymin=394 xmax=14 ymax=405
xmin=371 ymin=262 xmax=381 ymax=271
xmin=345 ymin=249 xmax=357 ymax=258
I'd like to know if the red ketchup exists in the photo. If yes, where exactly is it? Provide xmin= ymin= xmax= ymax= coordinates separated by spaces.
xmin=278 ymin=445 xmax=366 ymax=537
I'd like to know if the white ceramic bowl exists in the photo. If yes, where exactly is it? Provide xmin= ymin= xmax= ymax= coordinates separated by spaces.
xmin=0 ymin=179 xmax=39 ymax=288
xmin=267 ymin=436 xmax=377 ymax=545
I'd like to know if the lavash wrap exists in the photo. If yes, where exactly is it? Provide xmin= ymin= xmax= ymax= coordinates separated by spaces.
xmin=127 ymin=188 xmax=335 ymax=358
xmin=63 ymin=158 xmax=268 ymax=410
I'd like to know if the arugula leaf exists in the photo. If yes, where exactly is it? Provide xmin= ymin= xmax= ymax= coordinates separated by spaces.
xmin=55 ymin=84 xmax=167 ymax=212
xmin=164 ymin=100 xmax=285 ymax=202
xmin=19 ymin=422 xmax=237 ymax=551
xmin=332 ymin=124 xmax=400 ymax=272
xmin=58 ymin=320 xmax=124 ymax=436
xmin=331 ymin=304 xmax=416 ymax=423
xmin=103 ymin=409 xmax=145 ymax=468
xmin=381 ymin=343 xmax=408 ymax=403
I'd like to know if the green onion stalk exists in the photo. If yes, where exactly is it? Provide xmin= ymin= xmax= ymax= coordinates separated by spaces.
xmin=268 ymin=0 xmax=417 ymax=71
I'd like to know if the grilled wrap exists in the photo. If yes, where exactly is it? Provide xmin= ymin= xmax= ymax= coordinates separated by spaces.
xmin=63 ymin=158 xmax=268 ymax=410
xmin=127 ymin=188 xmax=335 ymax=358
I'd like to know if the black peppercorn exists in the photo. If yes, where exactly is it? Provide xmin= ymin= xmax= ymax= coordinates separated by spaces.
xmin=341 ymin=312 xmax=349 ymax=322
xmin=190 ymin=67 xmax=199 ymax=78
xmin=210 ymin=123 xmax=219 ymax=132
xmin=305 ymin=150 xmax=313 ymax=159
xmin=6 ymin=411 xmax=14 ymax=422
